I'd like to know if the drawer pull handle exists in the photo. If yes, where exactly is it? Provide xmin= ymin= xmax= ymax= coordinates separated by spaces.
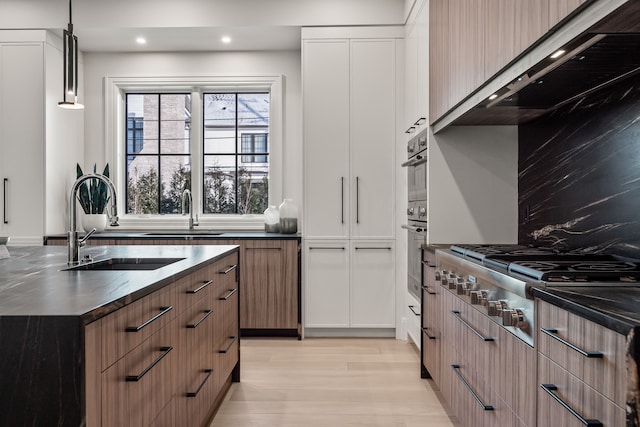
xmin=3 ymin=178 xmax=7 ymax=224
xmin=540 ymin=384 xmax=603 ymax=426
xmin=126 ymin=346 xmax=173 ymax=382
xmin=540 ymin=328 xmax=603 ymax=358
xmin=187 ymin=369 xmax=213 ymax=397
xmin=219 ymin=264 xmax=237 ymax=275
xmin=422 ymin=327 xmax=436 ymax=340
xmin=451 ymin=310 xmax=494 ymax=341
xmin=452 ymin=365 xmax=494 ymax=411
xmin=354 ymin=247 xmax=392 ymax=250
xmin=220 ymin=336 xmax=237 ymax=353
xmin=187 ymin=280 xmax=213 ymax=294
xmin=126 ymin=306 xmax=173 ymax=332
xmin=219 ymin=288 xmax=237 ymax=300
xmin=408 ymin=305 xmax=420 ymax=316
xmin=309 ymin=247 xmax=345 ymax=250
xmin=422 ymin=285 xmax=437 ymax=295
xmin=421 ymin=260 xmax=437 ymax=268
xmin=187 ymin=310 xmax=213 ymax=329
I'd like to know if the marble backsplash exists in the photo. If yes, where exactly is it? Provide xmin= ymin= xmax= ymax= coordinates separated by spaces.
xmin=518 ymin=73 xmax=640 ymax=259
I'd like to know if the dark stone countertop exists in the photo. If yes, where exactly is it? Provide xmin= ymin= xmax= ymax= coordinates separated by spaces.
xmin=44 ymin=230 xmax=301 ymax=242
xmin=0 ymin=245 xmax=239 ymax=323
xmin=531 ymin=285 xmax=640 ymax=336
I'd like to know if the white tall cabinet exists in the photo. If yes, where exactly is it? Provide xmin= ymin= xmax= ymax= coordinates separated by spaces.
xmin=302 ymin=27 xmax=402 ymax=335
xmin=0 ymin=30 xmax=83 ymax=245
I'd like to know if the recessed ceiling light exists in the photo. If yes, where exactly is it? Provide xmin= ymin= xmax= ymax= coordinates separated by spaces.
xmin=221 ymin=36 xmax=231 ymax=44
xmin=550 ymin=49 xmax=566 ymax=59
xmin=136 ymin=37 xmax=147 ymax=45
xmin=488 ymin=94 xmax=498 ymax=101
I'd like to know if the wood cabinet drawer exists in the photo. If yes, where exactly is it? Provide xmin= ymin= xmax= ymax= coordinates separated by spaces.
xmin=101 ymin=324 xmax=175 ymax=427
xmin=102 ymin=284 xmax=176 ymax=370
xmin=538 ymin=354 xmax=625 ymax=427
xmin=537 ymin=299 xmax=626 ymax=406
xmin=174 ymin=266 xmax=214 ymax=314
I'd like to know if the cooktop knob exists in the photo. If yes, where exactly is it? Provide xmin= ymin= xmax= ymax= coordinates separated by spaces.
xmin=502 ymin=308 xmax=527 ymax=329
xmin=418 ymin=207 xmax=426 ymax=217
xmin=456 ymin=281 xmax=467 ymax=295
xmin=487 ymin=301 xmax=498 ymax=316
xmin=407 ymin=207 xmax=415 ymax=216
xmin=470 ymin=290 xmax=487 ymax=305
xmin=435 ymin=270 xmax=442 ymax=281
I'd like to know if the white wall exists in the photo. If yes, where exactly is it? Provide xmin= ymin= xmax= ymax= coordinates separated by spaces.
xmin=428 ymin=125 xmax=519 ymax=244
xmin=82 ymin=50 xmax=303 ymax=217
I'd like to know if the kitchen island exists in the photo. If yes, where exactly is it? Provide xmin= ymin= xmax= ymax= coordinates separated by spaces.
xmin=0 ymin=244 xmax=240 ymax=427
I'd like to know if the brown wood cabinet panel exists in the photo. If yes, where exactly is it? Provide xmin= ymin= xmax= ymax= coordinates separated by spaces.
xmin=549 ymin=0 xmax=587 ymax=28
xmin=101 ymin=324 xmax=175 ymax=427
xmin=240 ymin=239 xmax=298 ymax=330
xmin=538 ymin=354 xmax=625 ymax=427
xmin=101 ymin=283 xmax=176 ymax=371
xmin=515 ymin=0 xmax=551 ymax=56
xmin=429 ymin=0 xmax=449 ymax=123
xmin=537 ymin=299 xmax=626 ymax=407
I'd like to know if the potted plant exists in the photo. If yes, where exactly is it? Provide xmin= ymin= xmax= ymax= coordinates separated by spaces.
xmin=77 ymin=163 xmax=111 ymax=232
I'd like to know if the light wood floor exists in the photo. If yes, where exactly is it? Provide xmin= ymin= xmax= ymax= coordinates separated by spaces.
xmin=209 ymin=338 xmax=457 ymax=427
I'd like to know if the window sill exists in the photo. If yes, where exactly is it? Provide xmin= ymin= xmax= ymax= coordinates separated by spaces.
xmin=112 ymin=214 xmax=266 ymax=232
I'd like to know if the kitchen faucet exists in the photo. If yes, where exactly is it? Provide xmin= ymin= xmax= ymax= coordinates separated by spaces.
xmin=182 ymin=189 xmax=199 ymax=230
xmin=68 ymin=173 xmax=119 ymax=266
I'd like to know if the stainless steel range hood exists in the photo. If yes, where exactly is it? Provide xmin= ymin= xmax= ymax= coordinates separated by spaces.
xmin=453 ymin=32 xmax=640 ymax=125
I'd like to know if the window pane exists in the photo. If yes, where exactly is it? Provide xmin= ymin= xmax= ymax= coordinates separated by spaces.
xmin=237 ymin=162 xmax=269 ymax=214
xmin=127 ymin=94 xmax=159 ymax=121
xmin=203 ymin=155 xmax=236 ymax=214
xmin=160 ymin=156 xmax=191 ymax=214
xmin=237 ymin=93 xmax=269 ymax=127
xmin=204 ymin=93 xmax=236 ymax=128
xmin=126 ymin=156 xmax=159 ymax=214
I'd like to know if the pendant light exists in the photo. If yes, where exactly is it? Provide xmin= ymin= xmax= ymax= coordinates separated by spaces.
xmin=58 ymin=0 xmax=84 ymax=109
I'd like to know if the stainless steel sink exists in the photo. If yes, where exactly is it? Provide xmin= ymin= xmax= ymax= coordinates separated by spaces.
xmin=143 ymin=231 xmax=223 ymax=236
xmin=64 ymin=257 xmax=185 ymax=271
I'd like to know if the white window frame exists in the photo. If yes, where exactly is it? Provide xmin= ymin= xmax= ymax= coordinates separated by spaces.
xmin=104 ymin=75 xmax=283 ymax=230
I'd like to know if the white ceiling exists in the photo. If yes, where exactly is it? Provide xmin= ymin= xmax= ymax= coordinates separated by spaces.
xmin=75 ymin=26 xmax=302 ymax=52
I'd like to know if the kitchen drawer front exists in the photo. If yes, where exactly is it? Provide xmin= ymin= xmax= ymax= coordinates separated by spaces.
xmin=538 ymin=354 xmax=625 ymax=427
xmin=422 ymin=326 xmax=440 ymax=384
xmin=174 ymin=265 xmax=214 ymax=314
xmin=174 ymin=299 xmax=216 ymax=427
xmin=407 ymin=294 xmax=421 ymax=349
xmin=102 ymin=324 xmax=175 ymax=427
xmin=102 ymin=284 xmax=176 ymax=370
xmin=537 ymin=299 xmax=626 ymax=405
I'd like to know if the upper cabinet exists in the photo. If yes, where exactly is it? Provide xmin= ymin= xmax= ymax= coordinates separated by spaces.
xmin=303 ymin=27 xmax=401 ymax=241
xmin=405 ymin=0 xmax=429 ymax=138
xmin=429 ymin=0 xmax=590 ymax=125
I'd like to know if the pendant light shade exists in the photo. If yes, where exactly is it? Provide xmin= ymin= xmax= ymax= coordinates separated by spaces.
xmin=58 ymin=0 xmax=84 ymax=109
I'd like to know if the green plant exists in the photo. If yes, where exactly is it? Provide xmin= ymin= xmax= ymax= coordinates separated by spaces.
xmin=76 ymin=163 xmax=111 ymax=214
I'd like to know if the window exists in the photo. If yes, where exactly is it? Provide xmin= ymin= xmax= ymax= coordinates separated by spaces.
xmin=105 ymin=75 xmax=282 ymax=227
xmin=125 ymin=94 xmax=192 ymax=214
xmin=203 ymin=93 xmax=270 ymax=215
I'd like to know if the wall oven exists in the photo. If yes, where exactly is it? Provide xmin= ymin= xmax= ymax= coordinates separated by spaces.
xmin=402 ymin=129 xmax=428 ymax=300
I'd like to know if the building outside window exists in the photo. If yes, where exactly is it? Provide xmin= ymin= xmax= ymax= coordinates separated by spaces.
xmin=125 ymin=91 xmax=270 ymax=216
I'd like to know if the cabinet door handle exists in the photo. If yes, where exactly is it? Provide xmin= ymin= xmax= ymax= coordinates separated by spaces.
xmin=451 ymin=310 xmax=494 ymax=342
xmin=3 ymin=178 xmax=7 ymax=224
xmin=187 ymin=310 xmax=213 ymax=328
xmin=356 ymin=176 xmax=360 ymax=224
xmin=422 ymin=327 xmax=436 ymax=340
xmin=354 ymin=247 xmax=391 ymax=251
xmin=540 ymin=384 xmax=603 ymax=426
xmin=186 ymin=280 xmax=213 ymax=294
xmin=341 ymin=177 xmax=345 ymax=224
xmin=452 ymin=365 xmax=494 ymax=410
xmin=309 ymin=247 xmax=345 ymax=250
xmin=126 ymin=346 xmax=173 ymax=382
xmin=422 ymin=285 xmax=437 ymax=295
xmin=540 ymin=328 xmax=603 ymax=358
xmin=414 ymin=117 xmax=426 ymax=126
xmin=125 ymin=306 xmax=173 ymax=332
xmin=219 ymin=264 xmax=237 ymax=275
xmin=186 ymin=369 xmax=213 ymax=397
xmin=405 ymin=126 xmax=416 ymax=134
xmin=219 ymin=336 xmax=237 ymax=353
xmin=408 ymin=305 xmax=420 ymax=316
xmin=219 ymin=288 xmax=237 ymax=300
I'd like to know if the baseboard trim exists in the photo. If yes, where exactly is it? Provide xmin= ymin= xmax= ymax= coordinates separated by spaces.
xmin=303 ymin=328 xmax=395 ymax=338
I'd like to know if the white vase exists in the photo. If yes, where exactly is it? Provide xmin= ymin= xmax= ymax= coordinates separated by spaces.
xmin=278 ymin=199 xmax=298 ymax=234
xmin=82 ymin=213 xmax=107 ymax=233
xmin=264 ymin=205 xmax=281 ymax=233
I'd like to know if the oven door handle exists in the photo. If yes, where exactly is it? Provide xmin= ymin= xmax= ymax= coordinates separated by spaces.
xmin=401 ymin=224 xmax=426 ymax=233
xmin=401 ymin=154 xmax=427 ymax=167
